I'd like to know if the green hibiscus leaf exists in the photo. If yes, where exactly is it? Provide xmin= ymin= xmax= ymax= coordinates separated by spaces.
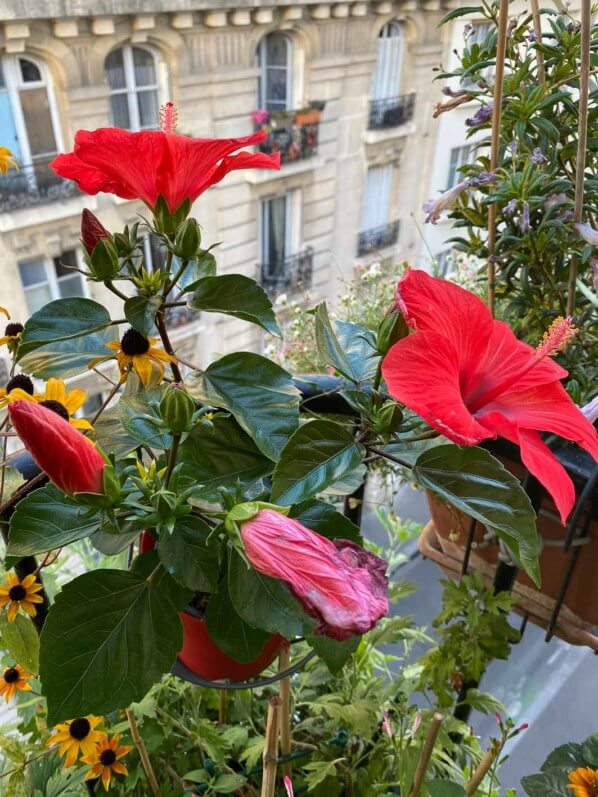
xmin=158 ymin=516 xmax=219 ymax=592
xmin=124 ymin=296 xmax=161 ymax=337
xmin=307 ymin=634 xmax=360 ymax=674
xmin=204 ymin=577 xmax=270 ymax=663
xmin=17 ymin=298 xmax=112 ymax=359
xmin=290 ymin=499 xmax=362 ymax=543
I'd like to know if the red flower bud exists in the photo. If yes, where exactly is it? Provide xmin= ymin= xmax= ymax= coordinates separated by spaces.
xmin=81 ymin=209 xmax=110 ymax=255
xmin=8 ymin=400 xmax=106 ymax=495
xmin=240 ymin=509 xmax=389 ymax=640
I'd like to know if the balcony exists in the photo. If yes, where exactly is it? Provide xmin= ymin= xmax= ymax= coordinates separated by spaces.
xmin=357 ymin=220 xmax=400 ymax=256
xmin=368 ymin=93 xmax=415 ymax=130
xmin=0 ymin=162 xmax=79 ymax=213
xmin=260 ymin=246 xmax=314 ymax=297
xmin=165 ymin=306 xmax=201 ymax=330
xmin=253 ymin=106 xmax=323 ymax=165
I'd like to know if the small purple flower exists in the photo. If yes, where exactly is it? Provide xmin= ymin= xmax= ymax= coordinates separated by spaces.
xmin=520 ymin=201 xmax=531 ymax=233
xmin=529 ymin=147 xmax=548 ymax=165
xmin=504 ymin=198 xmax=518 ymax=217
xmin=423 ymin=180 xmax=470 ymax=224
xmin=470 ymin=171 xmax=496 ymax=188
xmin=463 ymin=23 xmax=474 ymax=39
xmin=508 ymin=139 xmax=519 ymax=155
xmin=558 ymin=210 xmax=574 ymax=222
xmin=528 ymin=30 xmax=537 ymax=42
xmin=581 ymin=395 xmax=598 ymax=424
xmin=466 ymin=104 xmax=493 ymax=127
xmin=544 ymin=193 xmax=568 ymax=212
xmin=575 ymin=222 xmax=598 ymax=246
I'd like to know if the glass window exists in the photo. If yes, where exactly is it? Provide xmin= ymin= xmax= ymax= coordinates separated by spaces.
xmin=257 ymin=34 xmax=291 ymax=112
xmin=447 ymin=144 xmax=474 ymax=189
xmin=18 ymin=258 xmax=53 ymax=315
xmin=19 ymin=58 xmax=41 ymax=83
xmin=19 ymin=251 xmax=85 ymax=315
xmin=371 ymin=22 xmax=404 ymax=102
xmin=261 ymin=195 xmax=290 ymax=276
xmin=54 ymin=250 xmax=85 ymax=299
xmin=105 ymin=45 xmax=160 ymax=131
xmin=361 ymin=164 xmax=393 ymax=232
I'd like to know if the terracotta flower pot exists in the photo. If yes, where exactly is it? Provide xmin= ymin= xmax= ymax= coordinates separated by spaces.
xmin=294 ymin=109 xmax=321 ymax=125
xmin=139 ymin=531 xmax=283 ymax=681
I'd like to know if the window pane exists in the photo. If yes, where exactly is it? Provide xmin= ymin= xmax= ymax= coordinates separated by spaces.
xmin=24 ymin=284 xmax=53 ymax=315
xmin=57 ymin=274 xmax=84 ymax=299
xmin=19 ymin=88 xmax=57 ymax=157
xmin=0 ymin=62 xmax=6 ymax=89
xmin=53 ymin=250 xmax=78 ymax=278
xmin=109 ymin=93 xmax=131 ymax=128
xmin=263 ymin=196 xmax=287 ymax=269
xmin=132 ymin=47 xmax=156 ymax=87
xmin=18 ymin=259 xmax=47 ymax=287
xmin=266 ymin=68 xmax=287 ymax=107
xmin=105 ymin=48 xmax=126 ymax=89
xmin=19 ymin=58 xmax=41 ymax=83
xmin=266 ymin=34 xmax=288 ymax=67
xmin=147 ymin=233 xmax=166 ymax=271
xmin=137 ymin=90 xmax=159 ymax=128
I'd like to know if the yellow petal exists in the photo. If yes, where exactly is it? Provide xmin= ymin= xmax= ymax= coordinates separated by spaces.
xmin=0 ymin=307 xmax=10 ymax=319
xmin=106 ymin=341 xmax=121 ymax=352
xmin=26 ymin=593 xmax=44 ymax=604
xmin=112 ymin=761 xmax=128 ymax=776
xmin=6 ymin=389 xmax=37 ymax=403
xmin=7 ymin=572 xmax=19 ymax=587
xmin=63 ymin=745 xmax=80 ymax=767
xmin=101 ymin=767 xmax=112 ymax=790
xmin=21 ymin=602 xmax=37 ymax=617
xmin=85 ymin=765 xmax=102 ymax=780
xmin=70 ymin=417 xmax=94 ymax=431
xmin=133 ymin=355 xmax=153 ymax=386
xmin=0 ymin=337 xmax=9 ymax=347
xmin=7 ymin=603 xmax=19 ymax=623
xmin=21 ymin=574 xmax=37 ymax=588
xmin=45 ymin=379 xmax=66 ymax=404
xmin=63 ymin=388 xmax=87 ymax=414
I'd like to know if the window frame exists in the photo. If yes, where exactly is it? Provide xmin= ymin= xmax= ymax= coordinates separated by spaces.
xmin=371 ymin=21 xmax=405 ymax=102
xmin=18 ymin=249 xmax=88 ymax=315
xmin=105 ymin=44 xmax=161 ymax=132
xmin=257 ymin=33 xmax=293 ymax=112
xmin=360 ymin=163 xmax=394 ymax=234
xmin=260 ymin=192 xmax=294 ymax=270
xmin=446 ymin=144 xmax=475 ymax=190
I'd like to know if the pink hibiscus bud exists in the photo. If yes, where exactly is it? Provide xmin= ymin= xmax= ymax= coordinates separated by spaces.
xmin=283 ymin=775 xmax=294 ymax=797
xmin=407 ymin=710 xmax=423 ymax=739
xmin=81 ymin=209 xmax=111 ymax=256
xmin=515 ymin=722 xmax=529 ymax=734
xmin=381 ymin=708 xmax=394 ymax=739
xmin=239 ymin=509 xmax=389 ymax=640
xmin=8 ymin=400 xmax=106 ymax=495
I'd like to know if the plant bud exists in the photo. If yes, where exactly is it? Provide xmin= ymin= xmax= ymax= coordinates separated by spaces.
xmin=174 ymin=219 xmax=201 ymax=259
xmin=372 ymin=401 xmax=403 ymax=435
xmin=81 ymin=209 xmax=110 ymax=255
xmin=89 ymin=237 xmax=120 ymax=281
xmin=376 ymin=312 xmax=408 ymax=355
xmin=159 ymin=383 xmax=195 ymax=433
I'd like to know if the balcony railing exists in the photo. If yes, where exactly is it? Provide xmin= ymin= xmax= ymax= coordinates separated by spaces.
xmin=357 ymin=220 xmax=400 ymax=256
xmin=260 ymin=246 xmax=314 ymax=296
xmin=0 ymin=162 xmax=79 ymax=212
xmin=368 ymin=93 xmax=416 ymax=130
xmin=254 ymin=106 xmax=323 ymax=165
xmin=165 ymin=306 xmax=201 ymax=330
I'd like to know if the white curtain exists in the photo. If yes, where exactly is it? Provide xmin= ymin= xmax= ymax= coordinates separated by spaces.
xmin=371 ymin=24 xmax=403 ymax=102
xmin=361 ymin=165 xmax=393 ymax=232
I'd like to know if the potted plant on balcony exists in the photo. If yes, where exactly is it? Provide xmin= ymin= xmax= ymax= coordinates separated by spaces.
xmin=293 ymin=107 xmax=321 ymax=126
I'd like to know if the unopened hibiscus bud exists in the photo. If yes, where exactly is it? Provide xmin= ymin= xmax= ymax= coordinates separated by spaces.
xmin=81 ymin=210 xmax=119 ymax=280
xmin=174 ymin=218 xmax=201 ymax=259
xmin=81 ymin=209 xmax=110 ymax=256
xmin=159 ymin=383 xmax=195 ymax=433
xmin=377 ymin=311 xmax=408 ymax=354
xmin=239 ymin=509 xmax=389 ymax=640
xmin=8 ymin=400 xmax=106 ymax=495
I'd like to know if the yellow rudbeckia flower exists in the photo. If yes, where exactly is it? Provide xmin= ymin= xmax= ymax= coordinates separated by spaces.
xmin=82 ymin=733 xmax=133 ymax=790
xmin=5 ymin=377 xmax=93 ymax=430
xmin=89 ymin=327 xmax=175 ymax=387
xmin=0 ymin=572 xmax=44 ymax=623
xmin=48 ymin=716 xmax=106 ymax=768
xmin=0 ymin=147 xmax=18 ymax=176
xmin=0 ymin=664 xmax=33 ymax=703
xmin=568 ymin=767 xmax=598 ymax=797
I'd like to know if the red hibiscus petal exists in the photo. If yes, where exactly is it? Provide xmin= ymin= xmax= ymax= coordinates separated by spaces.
xmin=382 ymin=330 xmax=492 ymax=445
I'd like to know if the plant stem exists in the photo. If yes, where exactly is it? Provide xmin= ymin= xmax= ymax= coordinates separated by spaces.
xmin=261 ymin=697 xmax=281 ymax=797
xmin=486 ymin=0 xmax=509 ymax=316
xmin=155 ymin=312 xmax=184 ymax=382
xmin=367 ymin=446 xmax=414 ymax=471
xmin=126 ymin=708 xmax=160 ymax=797
xmin=105 ymin=280 xmax=129 ymax=302
xmin=164 ymin=433 xmax=181 ymax=488
xmin=90 ymin=380 xmax=121 ymax=426
xmin=218 ymin=689 xmax=228 ymax=724
xmin=530 ymin=0 xmax=545 ymax=82
xmin=567 ymin=0 xmax=591 ymax=317
xmin=408 ymin=713 xmax=443 ymax=797
xmin=0 ymin=472 xmax=46 ymax=514
xmin=278 ymin=643 xmax=292 ymax=778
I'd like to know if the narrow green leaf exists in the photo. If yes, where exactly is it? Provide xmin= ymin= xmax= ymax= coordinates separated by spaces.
xmin=0 ymin=614 xmax=40 ymax=674
xmin=314 ymin=303 xmax=357 ymax=382
xmin=8 ymin=485 xmax=103 ymax=556
xmin=439 ymin=5 xmax=484 ymax=25
xmin=271 ymin=420 xmax=365 ymax=505
xmin=413 ymin=444 xmax=540 ymax=584
xmin=188 ymin=354 xmax=300 ymax=460
xmin=17 ymin=298 xmax=111 ymax=359
xmin=124 ymin=295 xmax=161 ymax=336
xmin=40 ymin=567 xmax=190 ymax=723
xmin=188 ymin=274 xmax=281 ymax=337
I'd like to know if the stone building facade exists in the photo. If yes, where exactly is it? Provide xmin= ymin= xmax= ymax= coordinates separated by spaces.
xmin=0 ymin=0 xmax=448 ymax=409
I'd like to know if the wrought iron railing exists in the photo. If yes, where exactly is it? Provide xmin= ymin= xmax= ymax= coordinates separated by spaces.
xmin=260 ymin=246 xmax=314 ymax=296
xmin=0 ymin=162 xmax=79 ymax=212
xmin=255 ymin=109 xmax=321 ymax=165
xmin=357 ymin=220 xmax=400 ymax=256
xmin=368 ymin=92 xmax=416 ymax=130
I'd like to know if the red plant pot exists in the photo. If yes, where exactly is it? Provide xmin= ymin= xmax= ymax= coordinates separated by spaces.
xmin=140 ymin=531 xmax=283 ymax=681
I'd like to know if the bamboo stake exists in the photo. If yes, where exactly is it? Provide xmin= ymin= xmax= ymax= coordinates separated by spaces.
xmin=278 ymin=643 xmax=292 ymax=778
xmin=465 ymin=740 xmax=500 ymax=795
xmin=567 ymin=0 xmax=591 ymax=317
xmin=126 ymin=709 xmax=160 ymax=797
xmin=487 ymin=0 xmax=510 ymax=317
xmin=261 ymin=697 xmax=281 ymax=797
xmin=530 ymin=0 xmax=545 ymax=83
xmin=218 ymin=689 xmax=228 ymax=724
xmin=408 ymin=713 xmax=444 ymax=797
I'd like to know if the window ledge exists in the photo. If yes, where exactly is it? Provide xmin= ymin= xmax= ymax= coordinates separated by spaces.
xmin=362 ymin=122 xmax=416 ymax=146
xmin=244 ymin=156 xmax=326 ymax=185
xmin=0 ymin=194 xmax=95 ymax=233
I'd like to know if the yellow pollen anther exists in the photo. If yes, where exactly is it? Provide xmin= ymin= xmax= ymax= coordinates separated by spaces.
xmin=159 ymin=102 xmax=178 ymax=134
xmin=536 ymin=316 xmax=577 ymax=358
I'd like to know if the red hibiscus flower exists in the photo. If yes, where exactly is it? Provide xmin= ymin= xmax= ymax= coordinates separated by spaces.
xmin=382 ymin=269 xmax=598 ymax=524
xmin=51 ymin=121 xmax=280 ymax=213
xmin=240 ymin=509 xmax=388 ymax=640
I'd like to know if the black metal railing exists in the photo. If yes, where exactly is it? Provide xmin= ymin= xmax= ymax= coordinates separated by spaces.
xmin=260 ymin=246 xmax=314 ymax=296
xmin=357 ymin=220 xmax=400 ymax=256
xmin=0 ymin=161 xmax=79 ymax=212
xmin=256 ymin=110 xmax=321 ymax=165
xmin=368 ymin=92 xmax=415 ymax=130
xmin=166 ymin=306 xmax=201 ymax=330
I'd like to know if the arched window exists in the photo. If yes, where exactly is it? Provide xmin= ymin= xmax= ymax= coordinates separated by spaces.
xmin=371 ymin=22 xmax=404 ymax=101
xmin=0 ymin=55 xmax=61 ymax=184
xmin=105 ymin=45 xmax=159 ymax=130
xmin=257 ymin=33 xmax=292 ymax=111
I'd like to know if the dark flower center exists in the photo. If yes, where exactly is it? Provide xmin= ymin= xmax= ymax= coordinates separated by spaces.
xmin=120 ymin=328 xmax=150 ymax=356
xmin=39 ymin=400 xmax=70 ymax=422
xmin=4 ymin=323 xmax=23 ymax=338
xmin=100 ymin=749 xmax=117 ymax=766
xmin=6 ymin=374 xmax=34 ymax=395
xmin=69 ymin=717 xmax=91 ymax=740
xmin=3 ymin=667 xmax=19 ymax=684
xmin=8 ymin=585 xmax=26 ymax=601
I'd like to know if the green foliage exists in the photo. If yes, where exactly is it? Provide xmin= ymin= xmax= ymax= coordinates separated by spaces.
xmin=0 ymin=613 xmax=40 ymax=674
xmin=522 ymin=733 xmax=598 ymax=796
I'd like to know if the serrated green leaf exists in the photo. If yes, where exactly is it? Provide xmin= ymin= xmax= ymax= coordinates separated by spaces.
xmin=40 ymin=567 xmax=190 ymax=723
xmin=0 ymin=467 xmax=25 ymax=505
xmin=271 ymin=420 xmax=365 ymax=505
xmin=204 ymin=577 xmax=271 ymax=663
xmin=124 ymin=295 xmax=161 ymax=336
xmin=0 ymin=735 xmax=27 ymax=763
xmin=413 ymin=444 xmax=539 ymax=584
xmin=308 ymin=634 xmax=360 ymax=674
xmin=8 ymin=484 xmax=103 ymax=556
xmin=17 ymin=298 xmax=111 ymax=359
xmin=158 ymin=515 xmax=219 ymax=592
xmin=188 ymin=354 xmax=300 ymax=460
xmin=188 ymin=274 xmax=280 ymax=337
xmin=428 ymin=781 xmax=466 ymax=797
xmin=521 ymin=770 xmax=573 ymax=797
xmin=213 ymin=773 xmax=248 ymax=793
xmin=290 ymin=499 xmax=362 ymax=543
xmin=18 ymin=329 xmax=116 ymax=379
xmin=0 ymin=613 xmax=40 ymax=674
